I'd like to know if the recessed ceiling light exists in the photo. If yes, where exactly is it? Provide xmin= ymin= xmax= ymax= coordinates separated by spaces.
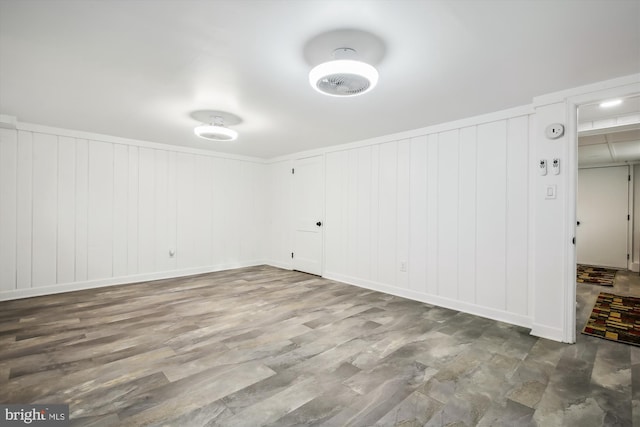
xmin=600 ymin=99 xmax=623 ymax=108
xmin=309 ymin=48 xmax=379 ymax=97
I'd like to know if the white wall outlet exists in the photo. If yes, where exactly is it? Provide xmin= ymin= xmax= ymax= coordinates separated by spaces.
xmin=551 ymin=158 xmax=560 ymax=175
xmin=545 ymin=123 xmax=564 ymax=139
xmin=400 ymin=261 xmax=407 ymax=272
xmin=538 ymin=159 xmax=547 ymax=176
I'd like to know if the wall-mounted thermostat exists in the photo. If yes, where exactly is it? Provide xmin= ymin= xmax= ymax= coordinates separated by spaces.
xmin=545 ymin=123 xmax=565 ymax=139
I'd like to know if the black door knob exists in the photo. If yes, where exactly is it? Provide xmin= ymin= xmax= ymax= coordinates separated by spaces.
xmin=316 ymin=221 xmax=322 ymax=227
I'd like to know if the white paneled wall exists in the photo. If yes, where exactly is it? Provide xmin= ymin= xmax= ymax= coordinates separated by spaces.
xmin=323 ymin=114 xmax=531 ymax=327
xmin=0 ymin=128 xmax=265 ymax=300
xmin=265 ymin=160 xmax=293 ymax=269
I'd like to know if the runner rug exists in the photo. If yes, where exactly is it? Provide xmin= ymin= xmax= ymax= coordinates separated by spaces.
xmin=577 ymin=264 xmax=616 ymax=286
xmin=582 ymin=292 xmax=640 ymax=346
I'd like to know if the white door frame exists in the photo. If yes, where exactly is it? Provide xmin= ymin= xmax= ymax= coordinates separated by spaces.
xmin=576 ymin=165 xmax=630 ymax=268
xmin=292 ymin=154 xmax=325 ymax=276
xmin=564 ymin=82 xmax=640 ymax=343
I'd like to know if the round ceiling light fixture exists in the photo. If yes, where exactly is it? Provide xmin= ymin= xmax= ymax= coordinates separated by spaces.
xmin=309 ymin=48 xmax=379 ymax=97
xmin=194 ymin=122 xmax=238 ymax=141
xmin=191 ymin=110 xmax=241 ymax=141
xmin=599 ymin=99 xmax=623 ymax=108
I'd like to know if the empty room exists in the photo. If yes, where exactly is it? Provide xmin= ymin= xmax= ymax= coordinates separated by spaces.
xmin=1 ymin=0 xmax=639 ymax=426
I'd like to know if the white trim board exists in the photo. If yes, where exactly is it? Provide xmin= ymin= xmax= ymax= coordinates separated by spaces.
xmin=16 ymin=122 xmax=265 ymax=164
xmin=323 ymin=271 xmax=532 ymax=330
xmin=0 ymin=260 xmax=266 ymax=301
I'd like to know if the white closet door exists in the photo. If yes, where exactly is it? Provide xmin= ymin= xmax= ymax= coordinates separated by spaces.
xmin=577 ymin=166 xmax=629 ymax=269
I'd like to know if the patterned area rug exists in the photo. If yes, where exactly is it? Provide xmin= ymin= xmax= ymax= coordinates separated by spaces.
xmin=577 ymin=264 xmax=616 ymax=286
xmin=582 ymin=292 xmax=640 ymax=346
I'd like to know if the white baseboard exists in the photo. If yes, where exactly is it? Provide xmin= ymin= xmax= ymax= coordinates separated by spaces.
xmin=264 ymin=260 xmax=293 ymax=271
xmin=323 ymin=271 xmax=533 ymax=330
xmin=0 ymin=260 xmax=266 ymax=301
xmin=530 ymin=323 xmax=565 ymax=342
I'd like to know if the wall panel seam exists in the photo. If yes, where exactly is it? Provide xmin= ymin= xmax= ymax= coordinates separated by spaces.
xmin=505 ymin=119 xmax=510 ymax=312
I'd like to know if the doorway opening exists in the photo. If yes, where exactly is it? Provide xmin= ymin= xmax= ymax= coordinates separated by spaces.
xmin=574 ymin=93 xmax=640 ymax=343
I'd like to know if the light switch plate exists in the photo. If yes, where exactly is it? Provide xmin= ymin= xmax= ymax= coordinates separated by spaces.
xmin=545 ymin=185 xmax=557 ymax=199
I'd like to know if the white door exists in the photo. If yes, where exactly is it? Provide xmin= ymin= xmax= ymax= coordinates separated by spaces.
xmin=293 ymin=155 xmax=323 ymax=275
xmin=577 ymin=166 xmax=629 ymax=269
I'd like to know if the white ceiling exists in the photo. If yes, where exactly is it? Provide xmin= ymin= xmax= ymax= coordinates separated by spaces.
xmin=1 ymin=0 xmax=639 ymax=159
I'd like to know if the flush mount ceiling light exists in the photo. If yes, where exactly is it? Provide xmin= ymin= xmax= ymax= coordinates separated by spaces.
xmin=309 ymin=48 xmax=379 ymax=97
xmin=194 ymin=122 xmax=237 ymax=141
xmin=190 ymin=110 xmax=241 ymax=141
xmin=600 ymin=99 xmax=623 ymax=108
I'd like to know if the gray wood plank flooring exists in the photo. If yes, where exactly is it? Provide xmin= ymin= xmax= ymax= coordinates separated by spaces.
xmin=0 ymin=265 xmax=638 ymax=426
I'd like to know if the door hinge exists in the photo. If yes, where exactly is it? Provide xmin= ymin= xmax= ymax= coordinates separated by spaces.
xmin=629 ymin=175 xmax=631 ymax=181
xmin=291 ymin=252 xmax=294 ymax=259
xmin=628 ymin=254 xmax=630 ymax=260
xmin=628 ymin=214 xmax=630 ymax=221
xmin=291 ymin=168 xmax=295 ymax=174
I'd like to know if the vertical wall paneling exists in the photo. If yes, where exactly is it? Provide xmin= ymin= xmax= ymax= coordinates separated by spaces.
xmin=426 ymin=134 xmax=439 ymax=295
xmin=325 ymin=152 xmax=344 ymax=275
xmin=337 ymin=152 xmax=349 ymax=276
xmin=137 ymin=148 xmax=156 ymax=273
xmin=167 ymin=151 xmax=177 ymax=270
xmin=154 ymin=150 xmax=169 ymax=271
xmin=318 ymin=111 xmax=533 ymax=327
xmin=409 ymin=136 xmax=428 ymax=293
xmin=378 ymin=141 xmax=398 ymax=286
xmin=346 ymin=150 xmax=358 ymax=278
xmin=356 ymin=147 xmax=373 ymax=280
xmin=210 ymin=156 xmax=225 ymax=265
xmin=1 ymin=125 xmax=269 ymax=300
xmin=32 ymin=133 xmax=58 ymax=287
xmin=87 ymin=140 xmax=114 ymax=280
xmin=16 ymin=131 xmax=33 ymax=289
xmin=396 ymin=140 xmax=411 ymax=289
xmin=113 ymin=144 xmax=129 ymax=277
xmin=176 ymin=153 xmax=196 ymax=268
xmin=370 ymin=145 xmax=380 ymax=283
xmin=506 ymin=116 xmax=530 ymax=315
xmin=437 ymin=130 xmax=460 ymax=300
xmin=245 ymin=162 xmax=263 ymax=262
xmin=57 ymin=136 xmax=76 ymax=284
xmin=225 ymin=159 xmax=241 ymax=263
xmin=194 ymin=155 xmax=212 ymax=267
xmin=265 ymin=161 xmax=293 ymax=268
xmin=238 ymin=162 xmax=252 ymax=263
xmin=458 ymin=127 xmax=478 ymax=304
xmin=0 ymin=129 xmax=18 ymax=291
xmin=75 ymin=139 xmax=89 ymax=282
xmin=475 ymin=121 xmax=508 ymax=310
xmin=127 ymin=146 xmax=139 ymax=275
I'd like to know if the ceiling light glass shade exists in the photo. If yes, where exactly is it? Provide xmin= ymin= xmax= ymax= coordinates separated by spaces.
xmin=309 ymin=59 xmax=379 ymax=97
xmin=600 ymin=99 xmax=623 ymax=108
xmin=194 ymin=125 xmax=238 ymax=141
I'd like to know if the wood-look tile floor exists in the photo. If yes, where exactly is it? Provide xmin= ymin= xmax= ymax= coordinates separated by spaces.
xmin=0 ymin=265 xmax=638 ymax=426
